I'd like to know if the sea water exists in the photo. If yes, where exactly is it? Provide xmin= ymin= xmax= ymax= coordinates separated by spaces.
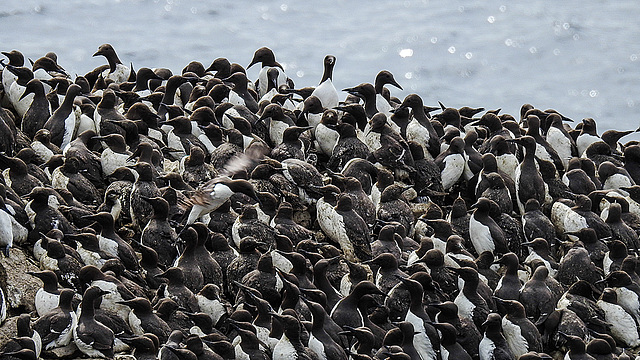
xmin=2 ymin=0 xmax=640 ymax=139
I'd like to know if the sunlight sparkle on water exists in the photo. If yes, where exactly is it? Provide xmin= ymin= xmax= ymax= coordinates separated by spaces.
xmin=399 ymin=48 xmax=414 ymax=58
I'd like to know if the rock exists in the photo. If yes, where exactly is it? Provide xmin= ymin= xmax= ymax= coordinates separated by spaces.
xmin=43 ymin=343 xmax=79 ymax=359
xmin=115 ymin=355 xmax=136 ymax=360
xmin=0 ymin=315 xmax=18 ymax=348
xmin=402 ymin=187 xmax=418 ymax=201
xmin=293 ymin=209 xmax=312 ymax=229
xmin=0 ymin=247 xmax=41 ymax=314
xmin=410 ymin=201 xmax=443 ymax=220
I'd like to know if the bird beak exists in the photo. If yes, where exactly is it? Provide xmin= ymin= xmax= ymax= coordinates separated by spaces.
xmin=390 ymin=79 xmax=403 ymax=91
xmin=19 ymin=88 xmax=32 ymax=101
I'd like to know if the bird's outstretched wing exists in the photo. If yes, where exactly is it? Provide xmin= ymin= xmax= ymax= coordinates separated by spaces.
xmin=180 ymin=143 xmax=269 ymax=211
xmin=219 ymin=142 xmax=269 ymax=178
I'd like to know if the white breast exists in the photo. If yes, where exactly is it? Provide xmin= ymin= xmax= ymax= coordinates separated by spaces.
xmin=210 ymin=183 xmax=234 ymax=209
xmin=370 ymin=186 xmax=382 ymax=209
xmin=61 ymin=110 xmax=77 ymax=151
xmin=364 ymin=130 xmax=382 ymax=152
xmin=51 ymin=312 xmax=76 ymax=349
xmin=376 ymin=94 xmax=393 ymax=117
xmin=273 ymin=335 xmax=298 ymax=360
xmin=73 ymin=326 xmax=107 ymax=358
xmin=444 ymin=252 xmax=474 ymax=269
xmin=315 ymin=124 xmax=339 ymax=156
xmin=312 ymin=79 xmax=338 ymax=110
xmin=441 ymin=346 xmax=450 ymax=360
xmin=234 ymin=345 xmax=251 ymax=360
xmin=135 ymin=89 xmax=152 ymax=98
xmin=2 ymin=168 xmax=11 ymax=189
xmin=339 ymin=275 xmax=352 ymax=297
xmin=259 ymin=88 xmax=279 ymax=104
xmin=9 ymin=214 xmax=25 ymax=246
xmin=316 ymin=199 xmax=339 ymax=242
xmin=77 ymin=112 xmax=96 ymax=136
xmin=496 ymin=154 xmax=519 ymax=183
xmin=257 ymin=67 xmax=289 ymax=99
xmin=524 ymin=252 xmax=556 ymax=277
xmin=31 ymin=141 xmax=54 ymax=164
xmin=128 ymin=311 xmax=144 ymax=335
xmin=546 ymin=127 xmax=572 ymax=170
xmin=603 ymin=174 xmax=632 ymax=193
xmin=273 ymin=274 xmax=283 ymax=296
xmin=597 ymin=300 xmax=640 ymax=347
xmin=77 ymin=247 xmax=104 ymax=269
xmin=166 ymin=130 xmax=186 ymax=157
xmin=432 ymin=237 xmax=447 ymax=254
xmin=231 ymin=218 xmax=242 ymax=248
xmin=308 ymin=334 xmax=327 ymax=360
xmin=92 ymin=279 xmax=130 ymax=321
xmin=271 ymin=250 xmax=293 ymax=273
xmin=479 ymin=336 xmax=496 ymax=360
xmin=603 ymin=253 xmax=614 ymax=275
xmin=51 ymin=167 xmax=69 ymax=190
xmin=228 ymin=91 xmax=246 ymax=108
xmin=103 ymin=148 xmax=134 ymax=177
xmin=145 ymin=127 xmax=162 ymax=143
xmin=35 ymin=289 xmax=60 ymax=317
xmin=614 ymin=287 xmax=640 ymax=324
xmin=92 ymin=109 xmax=103 ymax=135
xmin=463 ymin=152 xmax=475 ymax=181
xmin=331 ymin=213 xmax=354 ymax=262
xmin=441 ymin=154 xmax=465 ymax=191
xmin=563 ymin=210 xmax=588 ymax=235
xmin=407 ymin=251 xmax=420 ymax=267
xmin=406 ymin=120 xmax=430 ymax=153
xmin=102 ymin=64 xmax=131 ymax=84
xmin=406 ymin=310 xmax=437 ymax=360
xmin=577 ymin=134 xmax=599 ymax=157
xmin=198 ymin=134 xmax=217 ymax=155
xmin=32 ymin=239 xmax=46 ymax=262
xmin=40 ymin=256 xmax=59 ymax=272
xmin=8 ymin=82 xmax=31 ymax=117
xmin=514 ymin=165 xmax=526 ymax=215
xmin=270 ymin=120 xmax=289 ymax=146
xmin=110 ymin=199 xmax=122 ymax=222
xmin=221 ymin=110 xmax=239 ymax=129
xmin=254 ymin=325 xmax=274 ymax=351
xmin=98 ymin=235 xmax=119 ymax=258
xmin=502 ymin=317 xmax=528 ymax=358
xmin=534 ymin=143 xmax=553 ymax=163
xmin=550 ymin=201 xmax=571 ymax=234
xmin=454 ymin=292 xmax=476 ymax=321
xmin=2 ymin=70 xmax=16 ymax=94
xmin=626 ymin=197 xmax=640 ymax=218
xmin=0 ymin=210 xmax=13 ymax=250
xmin=469 ymin=215 xmax=495 ymax=255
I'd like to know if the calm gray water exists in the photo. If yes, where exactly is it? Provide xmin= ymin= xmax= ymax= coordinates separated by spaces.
xmin=3 ymin=0 xmax=640 ymax=139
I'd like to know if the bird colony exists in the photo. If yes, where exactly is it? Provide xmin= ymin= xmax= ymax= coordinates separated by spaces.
xmin=0 ymin=44 xmax=639 ymax=360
